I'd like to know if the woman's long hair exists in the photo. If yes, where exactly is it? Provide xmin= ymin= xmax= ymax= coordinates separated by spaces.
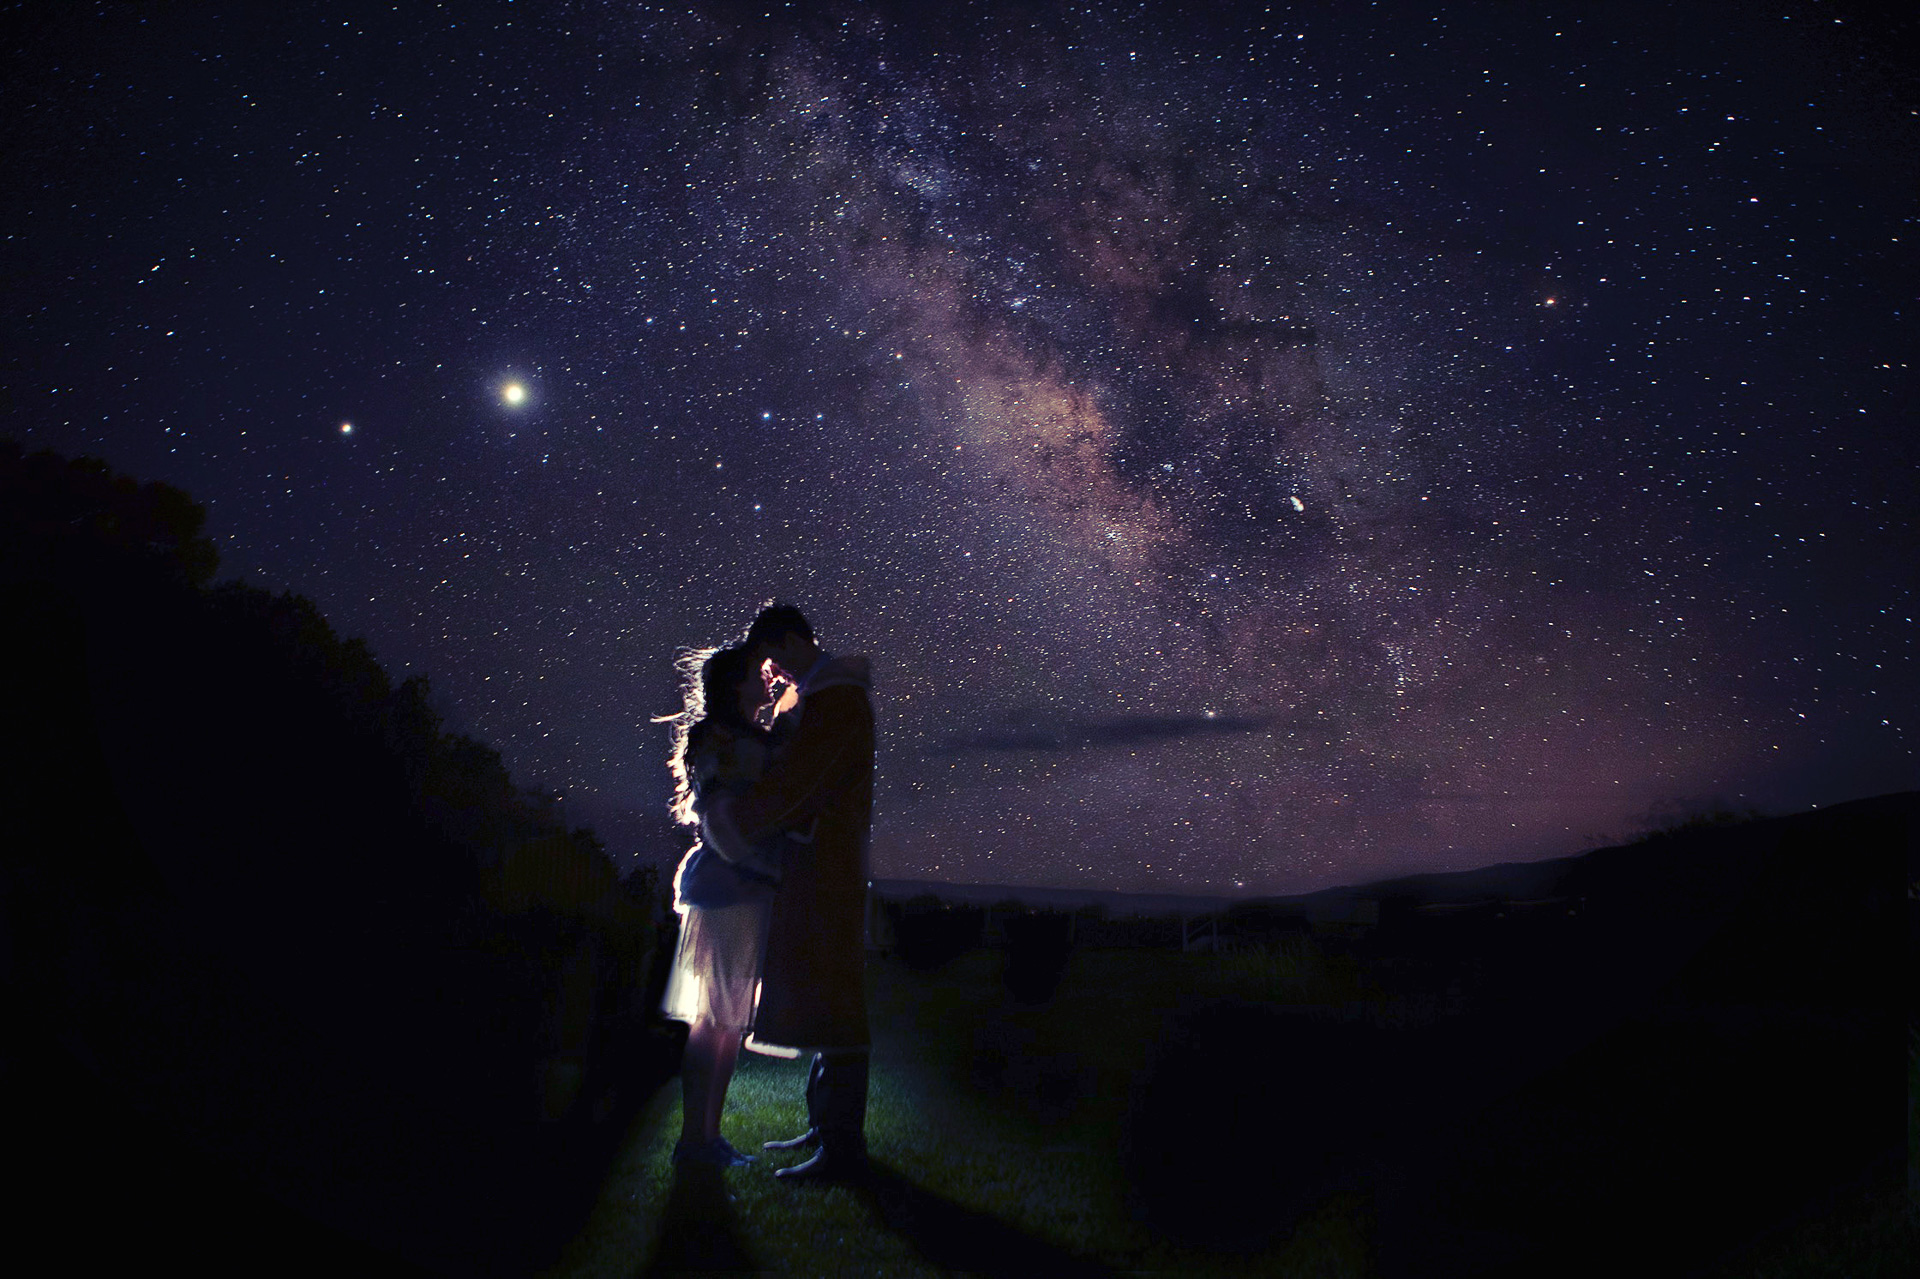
xmin=657 ymin=643 xmax=764 ymax=827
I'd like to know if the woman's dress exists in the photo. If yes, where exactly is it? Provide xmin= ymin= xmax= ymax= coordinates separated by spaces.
xmin=660 ymin=727 xmax=777 ymax=1031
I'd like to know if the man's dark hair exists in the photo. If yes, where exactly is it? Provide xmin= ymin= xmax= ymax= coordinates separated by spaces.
xmin=743 ymin=601 xmax=813 ymax=650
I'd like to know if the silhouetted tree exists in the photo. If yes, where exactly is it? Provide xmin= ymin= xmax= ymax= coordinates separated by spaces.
xmin=3 ymin=442 xmax=671 ymax=1269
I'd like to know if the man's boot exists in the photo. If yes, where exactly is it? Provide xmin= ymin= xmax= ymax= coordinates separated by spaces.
xmin=764 ymin=1052 xmax=824 ymax=1152
xmin=774 ymin=1051 xmax=867 ymax=1182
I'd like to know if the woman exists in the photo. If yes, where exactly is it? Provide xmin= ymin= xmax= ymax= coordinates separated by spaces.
xmin=658 ymin=643 xmax=782 ymax=1166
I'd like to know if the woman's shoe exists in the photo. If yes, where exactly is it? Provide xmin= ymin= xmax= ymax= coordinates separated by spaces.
xmin=672 ymin=1137 xmax=755 ymax=1167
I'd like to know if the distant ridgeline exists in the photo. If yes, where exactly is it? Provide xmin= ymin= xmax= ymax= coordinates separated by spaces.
xmin=869 ymin=785 xmax=1917 ymax=960
xmin=1 ymin=442 xmax=665 ymax=1168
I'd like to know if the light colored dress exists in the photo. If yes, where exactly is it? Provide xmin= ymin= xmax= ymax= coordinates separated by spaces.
xmin=661 ymin=726 xmax=777 ymax=1031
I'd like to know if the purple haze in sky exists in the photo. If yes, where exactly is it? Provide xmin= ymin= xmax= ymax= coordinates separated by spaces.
xmin=5 ymin=2 xmax=1912 ymax=893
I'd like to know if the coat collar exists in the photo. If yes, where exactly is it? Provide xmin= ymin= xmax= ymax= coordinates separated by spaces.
xmin=800 ymin=652 xmax=872 ymax=695
xmin=796 ymin=651 xmax=836 ymax=692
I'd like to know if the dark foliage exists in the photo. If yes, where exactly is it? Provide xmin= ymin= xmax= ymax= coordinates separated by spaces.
xmin=1 ymin=442 xmax=674 ymax=1273
xmin=0 ymin=440 xmax=219 ymax=590
xmin=1118 ymin=795 xmax=1913 ymax=1272
xmin=889 ymin=894 xmax=986 ymax=970
xmin=1001 ymin=910 xmax=1074 ymax=1005
xmin=1067 ymin=908 xmax=1185 ymax=949
xmin=1221 ymin=900 xmax=1314 ymax=938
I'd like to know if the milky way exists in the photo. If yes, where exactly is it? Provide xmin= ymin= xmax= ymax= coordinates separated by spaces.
xmin=5 ymin=2 xmax=1912 ymax=892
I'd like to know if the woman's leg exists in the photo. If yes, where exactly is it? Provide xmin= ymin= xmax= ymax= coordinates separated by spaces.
xmin=704 ymin=1026 xmax=745 ymax=1139
xmin=679 ymin=1018 xmax=719 ymax=1145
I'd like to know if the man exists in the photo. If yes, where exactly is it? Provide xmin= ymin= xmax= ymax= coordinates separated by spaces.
xmin=710 ymin=601 xmax=874 ymax=1181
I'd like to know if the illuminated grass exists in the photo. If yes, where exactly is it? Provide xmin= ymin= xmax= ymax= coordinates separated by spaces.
xmin=549 ymin=947 xmax=1374 ymax=1276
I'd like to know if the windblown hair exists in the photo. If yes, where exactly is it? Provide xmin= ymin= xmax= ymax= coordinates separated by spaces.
xmin=658 ymin=643 xmax=766 ymax=827
xmin=742 ymin=600 xmax=813 ymax=651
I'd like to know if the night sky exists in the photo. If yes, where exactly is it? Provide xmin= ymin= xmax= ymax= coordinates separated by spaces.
xmin=6 ymin=1 xmax=1914 ymax=896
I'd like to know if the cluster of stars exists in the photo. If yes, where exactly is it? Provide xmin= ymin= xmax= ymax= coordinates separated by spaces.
xmin=2 ymin=3 xmax=1910 ymax=893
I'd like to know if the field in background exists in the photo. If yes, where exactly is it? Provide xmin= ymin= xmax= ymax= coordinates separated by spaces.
xmin=550 ymin=880 xmax=1914 ymax=1277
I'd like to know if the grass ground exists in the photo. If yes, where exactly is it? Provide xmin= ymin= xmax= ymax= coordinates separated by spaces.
xmin=547 ymin=945 xmax=1377 ymax=1276
xmin=541 ymin=930 xmax=1913 ymax=1277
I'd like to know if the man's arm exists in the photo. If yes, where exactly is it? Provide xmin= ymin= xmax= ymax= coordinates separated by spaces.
xmin=730 ymin=685 xmax=871 ymax=841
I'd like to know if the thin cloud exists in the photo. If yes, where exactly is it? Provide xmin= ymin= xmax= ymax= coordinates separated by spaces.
xmin=926 ymin=712 xmax=1275 ymax=757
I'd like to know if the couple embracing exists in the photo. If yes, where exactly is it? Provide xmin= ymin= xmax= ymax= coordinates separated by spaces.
xmin=658 ymin=602 xmax=875 ymax=1181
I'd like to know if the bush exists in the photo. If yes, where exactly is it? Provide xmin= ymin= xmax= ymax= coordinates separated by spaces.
xmin=1002 ymin=910 xmax=1074 ymax=1004
xmin=892 ymin=896 xmax=985 ymax=970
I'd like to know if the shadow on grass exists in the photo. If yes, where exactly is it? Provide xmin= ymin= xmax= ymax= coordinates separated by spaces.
xmin=857 ymin=1160 xmax=1113 ymax=1276
xmin=1122 ymin=1002 xmax=1400 ymax=1255
xmin=640 ymin=1163 xmax=757 ymax=1274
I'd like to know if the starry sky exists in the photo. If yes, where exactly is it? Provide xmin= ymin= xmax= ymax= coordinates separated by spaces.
xmin=6 ymin=1 xmax=1914 ymax=896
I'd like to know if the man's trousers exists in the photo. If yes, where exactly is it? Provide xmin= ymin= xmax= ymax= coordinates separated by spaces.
xmin=805 ymin=1049 xmax=869 ymax=1161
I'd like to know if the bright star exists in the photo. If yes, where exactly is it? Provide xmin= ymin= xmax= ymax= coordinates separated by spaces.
xmin=340 ymin=421 xmax=353 ymax=435
xmin=501 ymin=380 xmax=528 ymax=406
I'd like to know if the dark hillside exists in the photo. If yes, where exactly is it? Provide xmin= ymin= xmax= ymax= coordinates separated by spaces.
xmin=1 ymin=443 xmax=676 ymax=1275
xmin=1122 ymin=793 xmax=1914 ymax=1273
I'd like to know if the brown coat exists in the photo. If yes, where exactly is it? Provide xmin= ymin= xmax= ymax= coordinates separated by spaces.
xmin=732 ymin=657 xmax=874 ymax=1052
